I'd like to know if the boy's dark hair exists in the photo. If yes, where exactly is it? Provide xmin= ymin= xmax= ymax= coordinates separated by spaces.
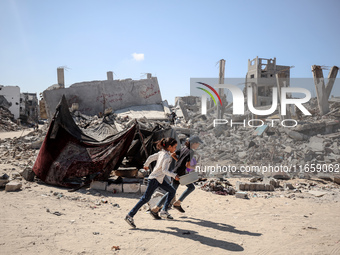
xmin=185 ymin=140 xmax=190 ymax=148
xmin=156 ymin=137 xmax=177 ymax=150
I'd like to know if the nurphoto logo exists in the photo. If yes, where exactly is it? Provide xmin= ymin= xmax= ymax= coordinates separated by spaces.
xmin=197 ymin=82 xmax=312 ymax=128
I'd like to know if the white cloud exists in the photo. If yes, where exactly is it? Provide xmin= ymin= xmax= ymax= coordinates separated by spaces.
xmin=132 ymin=53 xmax=144 ymax=61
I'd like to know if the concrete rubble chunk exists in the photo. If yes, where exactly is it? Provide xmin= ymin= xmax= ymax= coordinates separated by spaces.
xmin=213 ymin=125 xmax=226 ymax=137
xmin=284 ymin=183 xmax=295 ymax=190
xmin=123 ymin=183 xmax=140 ymax=193
xmin=284 ymin=146 xmax=292 ymax=153
xmin=90 ymin=181 xmax=107 ymax=191
xmin=272 ymin=173 xmax=290 ymax=180
xmin=5 ymin=181 xmax=22 ymax=192
xmin=263 ymin=177 xmax=280 ymax=188
xmin=308 ymin=190 xmax=327 ymax=197
xmin=333 ymin=176 xmax=340 ymax=185
xmin=236 ymin=181 xmax=274 ymax=191
xmin=308 ymin=136 xmax=324 ymax=152
xmin=235 ymin=192 xmax=248 ymax=199
xmin=20 ymin=168 xmax=35 ymax=182
xmin=285 ymin=130 xmax=309 ymax=141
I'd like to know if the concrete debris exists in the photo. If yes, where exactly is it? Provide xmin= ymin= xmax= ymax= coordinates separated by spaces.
xmin=236 ymin=181 xmax=274 ymax=191
xmin=20 ymin=167 xmax=35 ymax=182
xmin=172 ymin=95 xmax=340 ymax=183
xmin=0 ymin=107 xmax=21 ymax=132
xmin=284 ymin=183 xmax=295 ymax=190
xmin=0 ymin=128 xmax=46 ymax=169
xmin=198 ymin=178 xmax=235 ymax=195
xmin=235 ymin=192 xmax=248 ymax=199
xmin=263 ymin=177 xmax=280 ymax=188
xmin=5 ymin=180 xmax=22 ymax=192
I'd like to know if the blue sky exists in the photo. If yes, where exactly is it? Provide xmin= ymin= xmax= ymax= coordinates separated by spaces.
xmin=0 ymin=0 xmax=339 ymax=104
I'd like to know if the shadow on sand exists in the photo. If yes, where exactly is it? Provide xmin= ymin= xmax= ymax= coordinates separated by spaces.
xmin=178 ymin=216 xmax=262 ymax=236
xmin=137 ymin=226 xmax=244 ymax=252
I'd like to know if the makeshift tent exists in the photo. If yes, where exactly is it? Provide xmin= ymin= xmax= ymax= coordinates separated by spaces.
xmin=33 ymin=96 xmax=136 ymax=187
xmin=126 ymin=123 xmax=179 ymax=168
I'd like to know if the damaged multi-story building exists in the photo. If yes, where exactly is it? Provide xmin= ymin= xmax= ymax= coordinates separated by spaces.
xmin=0 ymin=85 xmax=39 ymax=123
xmin=20 ymin=92 xmax=39 ymax=123
xmin=0 ymin=85 xmax=20 ymax=119
xmin=245 ymin=56 xmax=290 ymax=106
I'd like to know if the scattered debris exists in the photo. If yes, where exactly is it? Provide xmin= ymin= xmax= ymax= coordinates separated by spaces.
xmin=111 ymin=246 xmax=120 ymax=251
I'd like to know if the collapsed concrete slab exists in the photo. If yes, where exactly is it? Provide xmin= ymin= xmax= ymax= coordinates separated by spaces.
xmin=115 ymin=104 xmax=167 ymax=120
xmin=43 ymin=76 xmax=163 ymax=119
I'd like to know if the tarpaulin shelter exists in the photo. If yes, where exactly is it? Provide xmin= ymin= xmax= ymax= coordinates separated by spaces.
xmin=126 ymin=124 xmax=179 ymax=168
xmin=32 ymin=96 xmax=136 ymax=187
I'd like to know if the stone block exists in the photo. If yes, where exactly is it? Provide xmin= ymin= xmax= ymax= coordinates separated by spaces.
xmin=256 ymin=184 xmax=265 ymax=191
xmin=20 ymin=168 xmax=35 ymax=182
xmin=283 ymin=183 xmax=295 ymax=190
xmin=5 ymin=181 xmax=22 ymax=192
xmin=123 ymin=183 xmax=140 ymax=193
xmin=90 ymin=181 xmax=107 ymax=191
xmin=107 ymin=183 xmax=123 ymax=193
xmin=264 ymin=184 xmax=274 ymax=191
xmin=235 ymin=192 xmax=248 ymax=199
xmin=249 ymin=183 xmax=256 ymax=191
xmin=244 ymin=183 xmax=250 ymax=191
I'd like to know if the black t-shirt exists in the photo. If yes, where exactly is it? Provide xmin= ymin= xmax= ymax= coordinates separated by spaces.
xmin=173 ymin=146 xmax=193 ymax=177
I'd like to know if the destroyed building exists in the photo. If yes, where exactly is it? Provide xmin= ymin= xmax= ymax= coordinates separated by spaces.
xmin=0 ymin=85 xmax=20 ymax=119
xmin=0 ymin=85 xmax=39 ymax=124
xmin=20 ymin=92 xmax=39 ymax=123
xmin=42 ymin=69 xmax=170 ymax=121
xmin=245 ymin=57 xmax=290 ymax=106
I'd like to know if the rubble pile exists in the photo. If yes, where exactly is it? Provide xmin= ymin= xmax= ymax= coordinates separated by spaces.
xmin=241 ymin=177 xmax=340 ymax=201
xmin=0 ymin=107 xmax=21 ymax=132
xmin=173 ymin=96 xmax=340 ymax=180
xmin=0 ymin=129 xmax=46 ymax=168
xmin=198 ymin=178 xmax=235 ymax=195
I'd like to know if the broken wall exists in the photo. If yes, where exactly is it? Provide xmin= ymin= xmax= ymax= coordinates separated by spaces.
xmin=0 ymin=85 xmax=20 ymax=119
xmin=43 ymin=77 xmax=162 ymax=119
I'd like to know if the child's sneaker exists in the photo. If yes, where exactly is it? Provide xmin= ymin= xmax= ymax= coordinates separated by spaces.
xmin=125 ymin=215 xmax=136 ymax=228
xmin=160 ymin=210 xmax=173 ymax=220
xmin=150 ymin=210 xmax=161 ymax=220
xmin=173 ymin=204 xmax=185 ymax=213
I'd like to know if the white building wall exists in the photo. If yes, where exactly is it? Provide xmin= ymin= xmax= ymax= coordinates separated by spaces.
xmin=0 ymin=85 xmax=20 ymax=119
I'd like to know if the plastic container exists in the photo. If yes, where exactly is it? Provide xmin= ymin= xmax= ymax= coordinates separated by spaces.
xmin=179 ymin=171 xmax=199 ymax=185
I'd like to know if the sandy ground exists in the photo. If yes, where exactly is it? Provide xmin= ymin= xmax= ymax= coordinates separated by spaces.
xmin=1 ymin=130 xmax=340 ymax=255
xmin=0 ymin=128 xmax=35 ymax=140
